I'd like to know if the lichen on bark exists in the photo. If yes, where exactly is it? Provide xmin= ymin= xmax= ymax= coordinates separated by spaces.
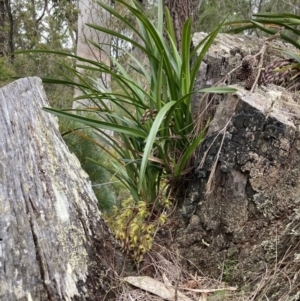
xmin=0 ymin=77 xmax=123 ymax=301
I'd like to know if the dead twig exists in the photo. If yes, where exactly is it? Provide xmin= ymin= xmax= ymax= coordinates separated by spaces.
xmin=250 ymin=30 xmax=282 ymax=92
xmin=179 ymin=286 xmax=238 ymax=293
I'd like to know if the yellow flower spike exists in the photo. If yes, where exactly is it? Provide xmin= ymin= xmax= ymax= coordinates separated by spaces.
xmin=115 ymin=230 xmax=126 ymax=240
xmin=146 ymin=224 xmax=154 ymax=234
xmin=123 ymin=210 xmax=132 ymax=218
xmin=144 ymin=234 xmax=152 ymax=242
xmin=142 ymin=235 xmax=153 ymax=249
xmin=140 ymin=223 xmax=147 ymax=231
xmin=124 ymin=197 xmax=134 ymax=204
xmin=139 ymin=245 xmax=146 ymax=254
xmin=138 ymin=209 xmax=149 ymax=218
xmin=131 ymin=235 xmax=138 ymax=245
xmin=119 ymin=213 xmax=127 ymax=220
xmin=158 ymin=213 xmax=167 ymax=225
xmin=137 ymin=210 xmax=145 ymax=217
xmin=137 ymin=202 xmax=146 ymax=210
xmin=116 ymin=219 xmax=124 ymax=226
xmin=164 ymin=199 xmax=172 ymax=209
xmin=138 ymin=201 xmax=147 ymax=208
xmin=129 ymin=223 xmax=140 ymax=234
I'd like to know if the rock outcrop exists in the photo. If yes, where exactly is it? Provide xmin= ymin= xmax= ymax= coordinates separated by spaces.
xmin=172 ymin=34 xmax=300 ymax=300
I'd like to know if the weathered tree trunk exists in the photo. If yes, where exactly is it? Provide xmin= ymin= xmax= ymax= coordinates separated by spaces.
xmin=74 ymin=0 xmax=110 ymax=103
xmin=0 ymin=0 xmax=5 ymax=56
xmin=0 ymin=77 xmax=123 ymax=301
xmin=4 ymin=0 xmax=13 ymax=60
xmin=0 ymin=0 xmax=13 ymax=58
xmin=172 ymin=33 xmax=300 ymax=300
xmin=74 ymin=0 xmax=113 ymax=136
xmin=163 ymin=0 xmax=202 ymax=49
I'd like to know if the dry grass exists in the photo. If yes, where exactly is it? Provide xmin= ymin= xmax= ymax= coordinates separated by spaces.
xmin=116 ymin=245 xmax=240 ymax=301
xmin=112 ymin=241 xmax=300 ymax=301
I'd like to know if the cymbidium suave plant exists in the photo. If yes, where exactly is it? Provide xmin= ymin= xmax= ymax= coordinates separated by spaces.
xmin=17 ymin=0 xmax=236 ymax=260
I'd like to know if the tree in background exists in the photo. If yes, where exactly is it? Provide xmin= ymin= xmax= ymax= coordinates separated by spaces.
xmin=0 ymin=0 xmax=77 ymax=108
xmin=0 ymin=0 xmax=5 ymax=56
xmin=163 ymin=0 xmax=201 ymax=49
xmin=0 ymin=0 xmax=77 ymax=56
xmin=0 ymin=0 xmax=14 ymax=59
xmin=75 ymin=0 xmax=111 ymax=103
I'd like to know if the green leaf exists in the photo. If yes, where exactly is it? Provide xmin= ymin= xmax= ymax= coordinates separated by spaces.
xmin=226 ymin=13 xmax=300 ymax=50
xmin=181 ymin=18 xmax=192 ymax=96
xmin=253 ymin=12 xmax=300 ymax=20
xmin=86 ymin=23 xmax=155 ymax=59
xmin=165 ymin=7 xmax=176 ymax=45
xmin=283 ymin=51 xmax=300 ymax=63
xmin=138 ymin=101 xmax=176 ymax=191
xmin=175 ymin=127 xmax=207 ymax=177
xmin=155 ymin=54 xmax=164 ymax=111
xmin=191 ymin=21 xmax=226 ymax=91
xmin=43 ymin=108 xmax=147 ymax=138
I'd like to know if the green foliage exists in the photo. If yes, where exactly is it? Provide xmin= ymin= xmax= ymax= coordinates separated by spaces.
xmin=197 ymin=0 xmax=239 ymax=33
xmin=222 ymin=250 xmax=238 ymax=282
xmin=198 ymin=0 xmax=300 ymax=36
xmin=16 ymin=0 xmax=236 ymax=259
xmin=12 ymin=53 xmax=75 ymax=108
xmin=0 ymin=57 xmax=15 ymax=86
xmin=9 ymin=0 xmax=77 ymax=51
xmin=0 ymin=0 xmax=77 ymax=106
xmin=60 ymin=119 xmax=116 ymax=211
xmin=226 ymin=12 xmax=300 ymax=50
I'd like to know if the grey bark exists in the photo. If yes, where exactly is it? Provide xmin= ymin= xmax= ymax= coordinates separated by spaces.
xmin=0 ymin=77 xmax=123 ymax=301
xmin=163 ymin=0 xmax=202 ymax=50
xmin=74 ymin=0 xmax=111 ymax=104
xmin=0 ymin=0 xmax=13 ymax=58
xmin=0 ymin=0 xmax=5 ymax=56
xmin=171 ymin=34 xmax=300 ymax=300
xmin=4 ymin=0 xmax=13 ymax=60
xmin=73 ymin=0 xmax=112 ymax=136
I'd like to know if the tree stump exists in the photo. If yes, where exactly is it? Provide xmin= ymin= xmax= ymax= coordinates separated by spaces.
xmin=172 ymin=34 xmax=300 ymax=300
xmin=0 ymin=77 xmax=122 ymax=301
